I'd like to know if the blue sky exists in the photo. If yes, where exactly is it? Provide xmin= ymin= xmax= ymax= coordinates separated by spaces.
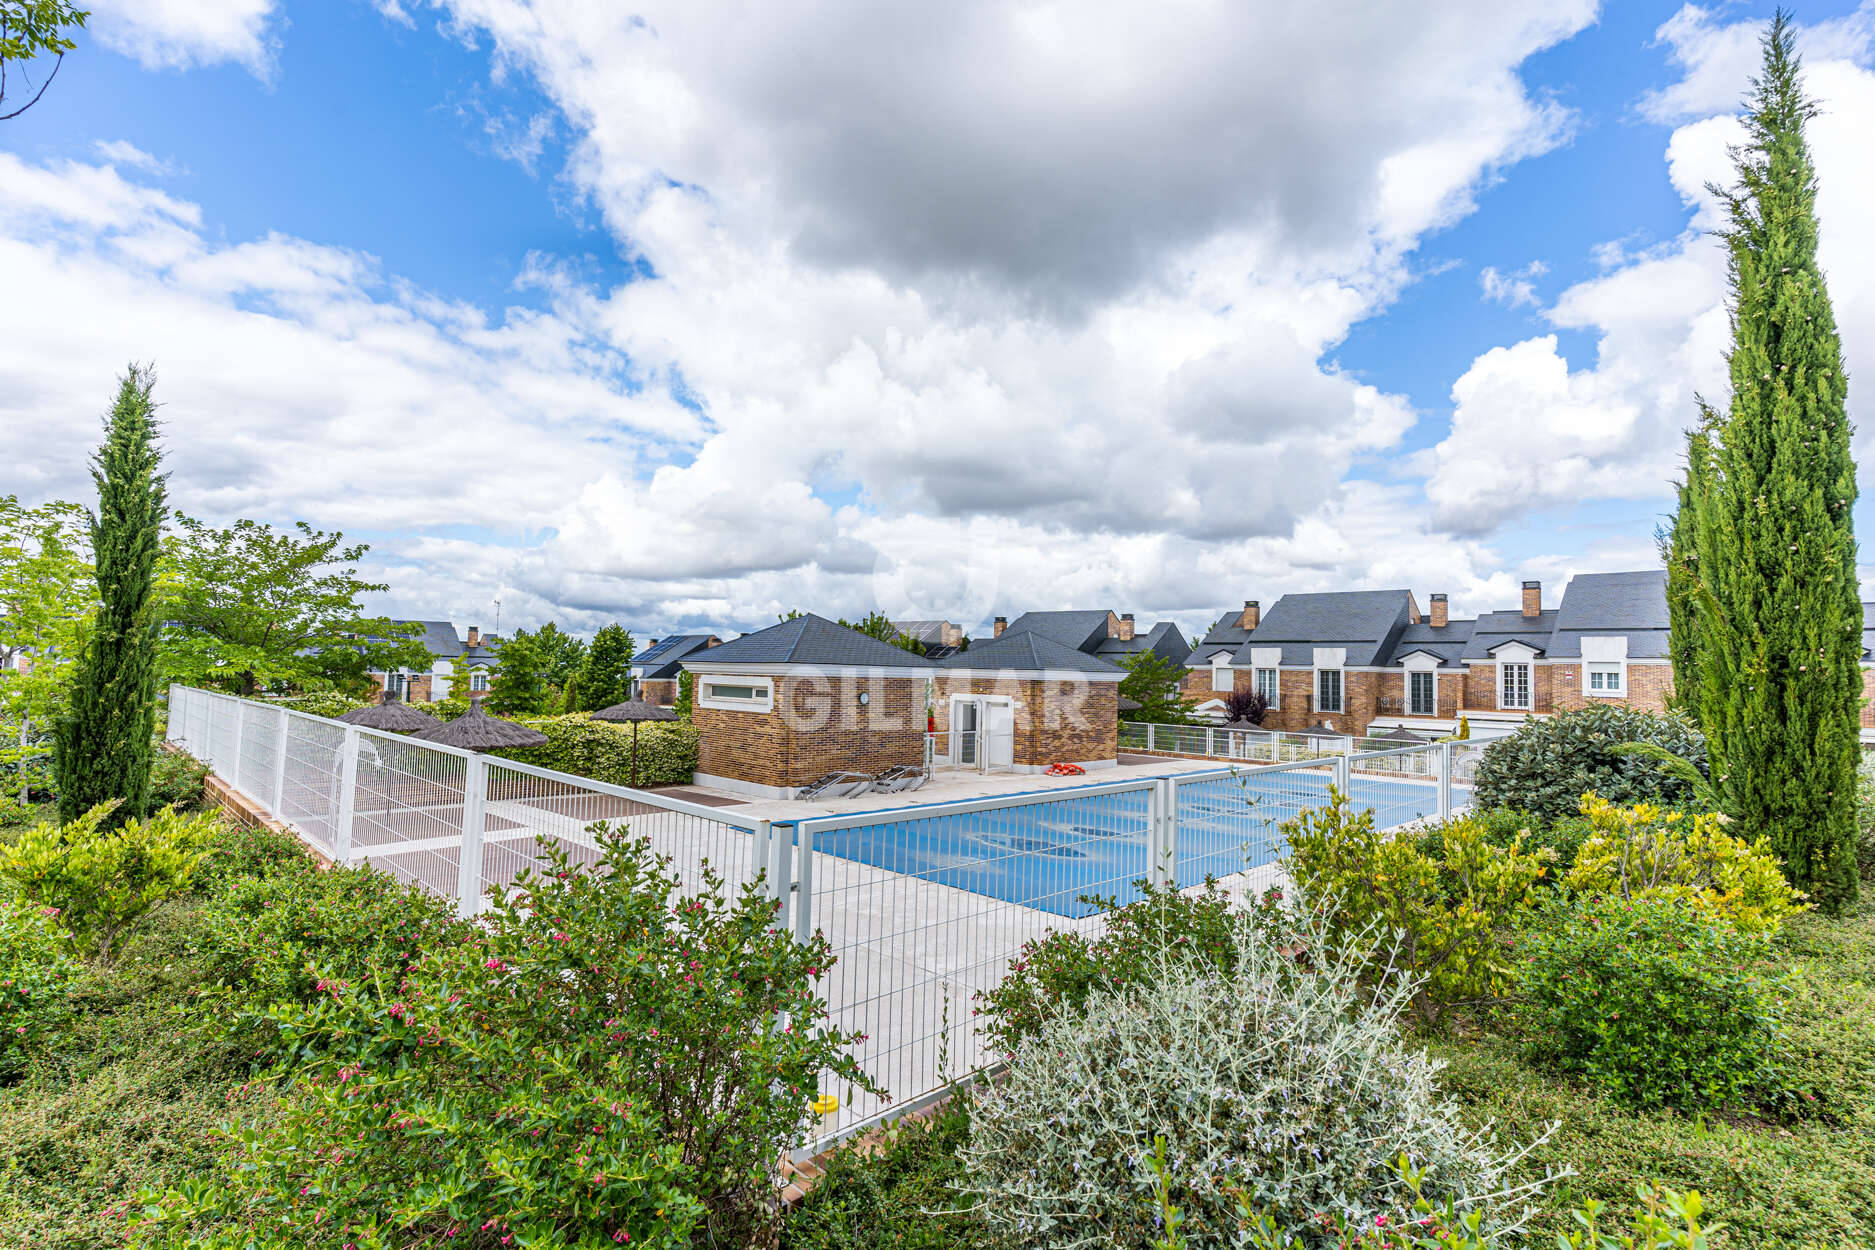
xmin=3 ymin=1 xmax=1873 ymax=639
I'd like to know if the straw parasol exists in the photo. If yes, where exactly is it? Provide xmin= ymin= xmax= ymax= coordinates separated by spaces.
xmin=1223 ymin=717 xmax=1262 ymax=732
xmin=413 ymin=701 xmax=549 ymax=751
xmin=591 ymin=697 xmax=679 ymax=788
xmin=1369 ymin=726 xmax=1423 ymax=744
xmin=338 ymin=691 xmax=441 ymax=734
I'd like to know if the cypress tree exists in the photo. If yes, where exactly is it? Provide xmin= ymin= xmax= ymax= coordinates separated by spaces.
xmin=54 ymin=365 xmax=168 ymax=826
xmin=1662 ymin=406 xmax=1717 ymax=717
xmin=1689 ymin=12 xmax=1860 ymax=910
xmin=576 ymin=623 xmax=635 ymax=711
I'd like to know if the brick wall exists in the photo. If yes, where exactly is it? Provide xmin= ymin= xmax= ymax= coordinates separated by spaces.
xmin=935 ymin=675 xmax=1118 ymax=766
xmin=694 ymin=673 xmax=927 ymax=791
xmin=1549 ymin=661 xmax=1675 ymax=715
xmin=638 ymin=678 xmax=679 ymax=706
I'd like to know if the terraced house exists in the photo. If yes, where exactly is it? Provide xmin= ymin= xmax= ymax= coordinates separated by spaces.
xmin=1181 ymin=570 xmax=1674 ymax=740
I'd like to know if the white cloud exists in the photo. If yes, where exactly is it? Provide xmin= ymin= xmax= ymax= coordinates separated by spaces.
xmin=1479 ymin=260 xmax=1548 ymax=308
xmin=1426 ymin=5 xmax=1875 ymax=535
xmin=87 ymin=0 xmax=283 ymax=78
xmin=90 ymin=140 xmax=178 ymax=176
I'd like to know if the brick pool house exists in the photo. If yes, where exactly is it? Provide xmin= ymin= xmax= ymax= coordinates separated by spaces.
xmin=681 ymin=614 xmax=932 ymax=799
xmin=932 ymin=628 xmax=1124 ymax=772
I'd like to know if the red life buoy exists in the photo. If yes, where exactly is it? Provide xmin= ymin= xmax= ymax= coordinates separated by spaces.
xmin=1044 ymin=762 xmax=1086 ymax=776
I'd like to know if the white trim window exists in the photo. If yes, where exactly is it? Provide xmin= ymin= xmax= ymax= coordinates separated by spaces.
xmin=1211 ymin=654 xmax=1232 ymax=692
xmin=1500 ymin=662 xmax=1531 ymax=710
xmin=470 ymin=671 xmax=489 ymax=693
xmin=1408 ymin=669 xmax=1436 ymax=717
xmin=1315 ymin=668 xmax=1343 ymax=714
xmin=698 ymin=676 xmax=775 ymax=713
xmin=1586 ymin=663 xmax=1626 ymax=696
xmin=1254 ymin=667 xmax=1280 ymax=708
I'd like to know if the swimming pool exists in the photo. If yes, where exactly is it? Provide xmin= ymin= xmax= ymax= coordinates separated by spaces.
xmin=802 ymin=769 xmax=1467 ymax=918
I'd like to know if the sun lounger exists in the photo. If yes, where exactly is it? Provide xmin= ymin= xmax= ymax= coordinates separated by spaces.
xmin=796 ymin=771 xmax=872 ymax=801
xmin=871 ymin=764 xmax=929 ymax=793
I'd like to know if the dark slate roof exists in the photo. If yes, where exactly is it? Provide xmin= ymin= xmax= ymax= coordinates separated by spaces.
xmin=632 ymin=634 xmax=718 ymax=679
xmin=406 ymin=620 xmax=463 ymax=659
xmin=1382 ymin=619 xmax=1476 ymax=670
xmin=1000 ymin=610 xmax=1114 ymax=652
xmin=1547 ymin=569 xmax=1670 ymax=659
xmin=1092 ymin=621 xmax=1192 ymax=667
xmin=1230 ymin=590 xmax=1413 ymax=667
xmin=456 ymin=642 xmax=501 ymax=669
xmin=683 ymin=614 xmax=932 ymax=669
xmin=1462 ymin=609 xmax=1557 ymax=660
xmin=940 ymin=629 xmax=1123 ymax=675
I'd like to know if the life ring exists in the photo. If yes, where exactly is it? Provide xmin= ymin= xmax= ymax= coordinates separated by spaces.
xmin=1044 ymin=762 xmax=1086 ymax=776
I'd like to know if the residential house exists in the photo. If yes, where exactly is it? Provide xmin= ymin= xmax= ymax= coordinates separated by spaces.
xmin=1177 ymin=571 xmax=1676 ymax=740
xmin=368 ymin=621 xmax=500 ymax=703
xmin=991 ymin=609 xmax=1191 ymax=670
xmin=629 ymin=634 xmax=722 ymax=705
xmin=891 ymin=619 xmax=966 ymax=660
xmin=933 ymin=628 xmax=1124 ymax=772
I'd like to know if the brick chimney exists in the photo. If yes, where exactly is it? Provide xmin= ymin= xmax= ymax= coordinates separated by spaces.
xmin=1238 ymin=600 xmax=1259 ymax=631
xmin=1521 ymin=581 xmax=1542 ymax=619
xmin=1430 ymin=594 xmax=1448 ymax=628
xmin=1118 ymin=613 xmax=1136 ymax=641
xmin=993 ymin=615 xmax=1007 ymax=638
xmin=466 ymin=625 xmax=480 ymax=647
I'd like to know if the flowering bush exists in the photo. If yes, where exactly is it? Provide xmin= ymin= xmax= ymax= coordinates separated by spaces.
xmin=960 ymin=905 xmax=1545 ymax=1247
xmin=976 ymin=879 xmax=1247 ymax=1053
xmin=148 ymin=748 xmax=211 ymax=812
xmin=0 ymin=903 xmax=77 ymax=1081
xmin=193 ymin=852 xmax=464 ymax=1065
xmin=0 ymin=802 xmax=218 ymax=960
xmin=1471 ymin=707 xmax=1708 ymax=823
xmin=1285 ymin=792 xmax=1548 ymax=1022
xmin=1563 ymin=794 xmax=1803 ymax=935
xmin=134 ymin=825 xmax=874 ymax=1248
xmin=1518 ymin=894 xmax=1782 ymax=1111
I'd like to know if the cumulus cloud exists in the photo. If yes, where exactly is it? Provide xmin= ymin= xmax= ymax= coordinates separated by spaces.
xmin=1478 ymin=260 xmax=1548 ymax=308
xmin=87 ymin=0 xmax=283 ymax=78
xmin=1426 ymin=4 xmax=1875 ymax=535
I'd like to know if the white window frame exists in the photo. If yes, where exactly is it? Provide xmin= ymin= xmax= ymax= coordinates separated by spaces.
xmin=1315 ymin=668 xmax=1343 ymax=714
xmin=470 ymin=671 xmax=489 ymax=693
xmin=1499 ymin=661 xmax=1531 ymax=710
xmin=1254 ymin=667 xmax=1280 ymax=708
xmin=1586 ymin=663 xmax=1626 ymax=696
xmin=1407 ymin=669 xmax=1436 ymax=717
xmin=698 ymin=675 xmax=775 ymax=713
xmin=1211 ymin=653 xmax=1233 ymax=692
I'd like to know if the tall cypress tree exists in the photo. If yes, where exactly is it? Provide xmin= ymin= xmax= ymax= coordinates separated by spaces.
xmin=54 ymin=365 xmax=168 ymax=825
xmin=1663 ymin=405 xmax=1717 ymax=717
xmin=1688 ymin=12 xmax=1860 ymax=911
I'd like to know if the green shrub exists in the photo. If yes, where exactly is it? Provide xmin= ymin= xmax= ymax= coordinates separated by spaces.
xmin=427 ymin=694 xmax=470 ymax=721
xmin=1469 ymin=806 xmax=1590 ymax=881
xmin=977 ymin=878 xmax=1245 ymax=1053
xmin=0 ymin=903 xmax=78 ymax=1080
xmin=1753 ymin=905 xmax=1875 ymax=1128
xmin=193 ymin=821 xmax=314 ymax=890
xmin=1517 ymin=894 xmax=1782 ymax=1111
xmin=1471 ymin=707 xmax=1708 ymax=824
xmin=149 ymin=748 xmax=210 ymax=811
xmin=192 ymin=855 xmax=464 ymax=1065
xmin=0 ymin=803 xmax=219 ymax=960
xmin=492 ymin=712 xmax=701 ymax=788
xmin=135 ymin=827 xmax=874 ymax=1248
xmin=1564 ymin=794 xmax=1804 ymax=935
xmin=1285 ymin=792 xmax=1548 ymax=1022
xmin=1856 ymin=753 xmax=1875 ymax=881
xmin=959 ymin=905 xmax=1544 ymax=1248
xmin=270 ymin=691 xmax=366 ymax=720
xmin=782 ymin=1097 xmax=985 ymax=1250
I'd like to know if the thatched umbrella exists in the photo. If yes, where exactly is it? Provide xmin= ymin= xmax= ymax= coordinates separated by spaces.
xmin=1369 ymin=726 xmax=1423 ymax=744
xmin=338 ymin=691 xmax=441 ymax=734
xmin=591 ymin=697 xmax=678 ymax=788
xmin=413 ymin=701 xmax=549 ymax=751
xmin=1223 ymin=717 xmax=1262 ymax=732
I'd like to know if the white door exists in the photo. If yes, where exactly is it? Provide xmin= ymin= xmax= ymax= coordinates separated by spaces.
xmin=985 ymin=700 xmax=1015 ymax=769
xmin=951 ymin=699 xmax=979 ymax=766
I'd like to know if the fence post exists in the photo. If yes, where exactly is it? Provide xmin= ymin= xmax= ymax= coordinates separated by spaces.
xmin=1332 ymin=752 xmax=1350 ymax=795
xmin=1437 ymin=741 xmax=1453 ymax=820
xmin=1205 ymin=727 xmax=1215 ymax=758
xmin=1159 ymin=776 xmax=1179 ymax=887
xmin=455 ymin=753 xmax=488 ymax=918
xmin=1145 ymin=723 xmax=1156 ymax=753
xmin=231 ymin=698 xmax=248 ymax=793
xmin=1146 ymin=780 xmax=1167 ymax=886
xmin=792 ymin=821 xmax=815 ymax=944
xmin=334 ymin=726 xmax=360 ymax=864
xmin=271 ymin=707 xmax=290 ymax=818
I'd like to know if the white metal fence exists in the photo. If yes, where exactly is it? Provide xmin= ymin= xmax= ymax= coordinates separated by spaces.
xmin=170 ymin=685 xmax=1468 ymax=1157
xmin=1122 ymin=720 xmax=1485 ymax=785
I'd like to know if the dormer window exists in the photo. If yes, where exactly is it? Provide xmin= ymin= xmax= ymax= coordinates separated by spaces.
xmin=1211 ymin=653 xmax=1232 ymax=692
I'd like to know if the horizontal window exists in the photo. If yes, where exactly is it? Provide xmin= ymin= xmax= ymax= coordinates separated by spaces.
xmin=1587 ymin=664 xmax=1625 ymax=695
xmin=698 ymin=676 xmax=774 ymax=712
xmin=706 ymin=684 xmax=762 ymax=702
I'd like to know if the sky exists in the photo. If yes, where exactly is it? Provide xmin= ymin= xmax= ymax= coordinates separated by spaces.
xmin=3 ymin=1 xmax=1874 ymax=643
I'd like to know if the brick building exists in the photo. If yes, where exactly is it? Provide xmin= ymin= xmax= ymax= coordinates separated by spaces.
xmin=682 ymin=614 xmax=932 ymax=799
xmin=989 ymin=608 xmax=1191 ymax=669
xmin=932 ymin=629 xmax=1123 ymax=771
xmin=628 ymin=634 xmax=721 ymax=706
xmin=368 ymin=621 xmax=499 ymax=703
xmin=1178 ymin=570 xmax=1677 ymax=740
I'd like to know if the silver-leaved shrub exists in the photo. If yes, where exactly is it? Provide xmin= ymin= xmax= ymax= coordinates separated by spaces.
xmin=959 ymin=905 xmax=1547 ymax=1248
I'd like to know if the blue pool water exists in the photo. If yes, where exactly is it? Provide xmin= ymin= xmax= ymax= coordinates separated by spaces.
xmin=802 ymin=770 xmax=1468 ymax=918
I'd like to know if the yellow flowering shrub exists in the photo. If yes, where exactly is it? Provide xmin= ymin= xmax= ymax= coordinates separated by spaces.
xmin=1563 ymin=793 xmax=1805 ymax=935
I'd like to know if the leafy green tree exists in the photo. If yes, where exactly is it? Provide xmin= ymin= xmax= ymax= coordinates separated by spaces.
xmin=0 ymin=1 xmax=87 ymax=120
xmin=484 ymin=632 xmax=552 ymax=717
xmin=575 ymin=623 xmax=635 ymax=711
xmin=1673 ymin=13 xmax=1861 ymax=910
xmin=158 ymin=516 xmax=428 ymax=698
xmin=837 ymin=610 xmax=925 ymax=654
xmin=0 ymin=496 xmax=91 ymax=794
xmin=673 ymin=670 xmax=695 ymax=720
xmin=1118 ymin=651 xmax=1192 ymax=724
xmin=54 ymin=366 xmax=166 ymax=826
xmin=528 ymin=621 xmax=586 ymax=688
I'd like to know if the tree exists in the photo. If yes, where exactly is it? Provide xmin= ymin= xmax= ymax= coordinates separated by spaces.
xmin=673 ymin=670 xmax=695 ymax=720
xmin=1221 ymin=688 xmax=1269 ymax=726
xmin=575 ymin=623 xmax=635 ymax=711
xmin=1662 ymin=408 xmax=1718 ymax=718
xmin=0 ymin=496 xmax=91 ymax=736
xmin=529 ymin=621 xmax=586 ymax=689
xmin=1117 ymin=651 xmax=1192 ymax=724
xmin=0 ymin=2 xmax=86 ymax=120
xmin=485 ymin=633 xmax=551 ymax=717
xmin=54 ymin=366 xmax=166 ymax=826
xmin=158 ymin=516 xmax=429 ymax=698
xmin=837 ymin=611 xmax=925 ymax=655
xmin=1674 ymin=12 xmax=1860 ymax=910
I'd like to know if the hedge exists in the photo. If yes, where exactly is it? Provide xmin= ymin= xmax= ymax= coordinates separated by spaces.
xmin=489 ymin=713 xmax=700 ymax=789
